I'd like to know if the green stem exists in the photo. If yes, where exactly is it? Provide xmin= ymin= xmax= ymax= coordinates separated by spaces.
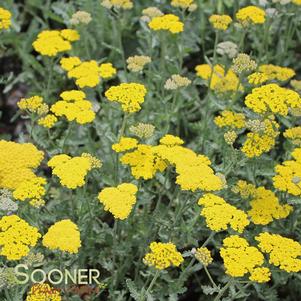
xmin=214 ymin=279 xmax=234 ymax=301
xmin=140 ymin=270 xmax=160 ymax=301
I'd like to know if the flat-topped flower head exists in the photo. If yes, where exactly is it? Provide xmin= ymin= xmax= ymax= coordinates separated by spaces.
xmin=26 ymin=284 xmax=61 ymax=301
xmin=50 ymin=90 xmax=95 ymax=124
xmin=0 ymin=215 xmax=41 ymax=260
xmin=148 ymin=14 xmax=184 ymax=34
xmin=18 ymin=96 xmax=49 ymax=115
xmin=214 ymin=110 xmax=246 ymax=129
xmin=144 ymin=242 xmax=184 ymax=270
xmin=101 ymin=0 xmax=133 ymax=10
xmin=99 ymin=63 xmax=117 ymax=79
xmin=209 ymin=14 xmax=232 ymax=30
xmin=38 ymin=114 xmax=58 ymax=129
xmin=164 ymin=74 xmax=191 ymax=90
xmin=42 ymin=219 xmax=81 ymax=254
xmin=112 ymin=137 xmax=138 ymax=153
xmin=33 ymin=29 xmax=79 ymax=56
xmin=159 ymin=134 xmax=184 ymax=146
xmin=259 ymin=64 xmax=295 ymax=82
xmin=0 ymin=7 xmax=11 ymax=30
xmin=105 ymin=83 xmax=147 ymax=113
xmin=171 ymin=0 xmax=197 ymax=11
xmin=236 ymin=6 xmax=266 ymax=26
xmin=248 ymin=72 xmax=269 ymax=86
xmin=127 ymin=55 xmax=151 ymax=72
xmin=98 ymin=183 xmax=138 ymax=219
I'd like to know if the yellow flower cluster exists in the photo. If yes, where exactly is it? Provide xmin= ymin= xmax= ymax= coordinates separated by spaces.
xmin=164 ymin=74 xmax=191 ymax=90
xmin=60 ymin=57 xmax=116 ymax=88
xmin=48 ymin=153 xmax=98 ymax=189
xmin=148 ymin=14 xmax=184 ymax=34
xmin=242 ymin=119 xmax=279 ymax=158
xmin=127 ymin=55 xmax=151 ymax=72
xmin=37 ymin=114 xmax=58 ymax=128
xmin=105 ymin=83 xmax=147 ymax=113
xmin=42 ymin=219 xmax=81 ymax=253
xmin=209 ymin=15 xmax=232 ymax=30
xmin=32 ymin=29 xmax=79 ymax=56
xmin=248 ymin=72 xmax=269 ymax=85
xmin=233 ymin=181 xmax=292 ymax=225
xmin=198 ymin=193 xmax=249 ymax=233
xmin=245 ymin=84 xmax=301 ymax=116
xmin=171 ymin=0 xmax=197 ymax=10
xmin=101 ymin=0 xmax=133 ymax=10
xmin=98 ymin=183 xmax=138 ymax=219
xmin=236 ymin=6 xmax=266 ymax=26
xmin=193 ymin=247 xmax=213 ymax=266
xmin=26 ymin=284 xmax=61 ymax=301
xmin=159 ymin=134 xmax=184 ymax=146
xmin=214 ymin=110 xmax=246 ymax=129
xmin=293 ymin=0 xmax=301 ymax=4
xmin=50 ymin=90 xmax=95 ymax=124
xmin=195 ymin=64 xmax=241 ymax=93
xmin=0 ymin=7 xmax=11 ymax=30
xmin=256 ymin=233 xmax=301 ymax=272
xmin=18 ymin=96 xmax=49 ymax=115
xmin=0 ymin=140 xmax=44 ymax=190
xmin=220 ymin=235 xmax=270 ymax=283
xmin=232 ymin=53 xmax=257 ymax=74
xmin=273 ymin=148 xmax=301 ymax=196
xmin=259 ymin=64 xmax=296 ymax=82
xmin=144 ymin=242 xmax=184 ymax=270
xmin=0 ymin=215 xmax=41 ymax=260
xmin=284 ymin=127 xmax=301 ymax=145
xmin=112 ymin=137 xmax=138 ymax=153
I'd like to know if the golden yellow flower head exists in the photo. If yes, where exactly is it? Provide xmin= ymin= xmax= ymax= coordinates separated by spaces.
xmin=159 ymin=134 xmax=184 ymax=146
xmin=0 ymin=215 xmax=41 ymax=260
xmin=99 ymin=63 xmax=117 ymax=79
xmin=33 ymin=29 xmax=79 ymax=56
xmin=98 ymin=183 xmax=138 ymax=219
xmin=0 ymin=7 xmax=12 ymax=30
xmin=209 ymin=14 xmax=232 ymax=30
xmin=144 ymin=242 xmax=184 ymax=270
xmin=42 ymin=219 xmax=81 ymax=254
xmin=293 ymin=0 xmax=301 ymax=4
xmin=112 ymin=137 xmax=138 ymax=153
xmin=193 ymin=247 xmax=213 ymax=266
xmin=148 ymin=14 xmax=184 ymax=34
xmin=259 ymin=64 xmax=295 ymax=82
xmin=38 ymin=114 xmax=58 ymax=128
xmin=215 ymin=110 xmax=246 ymax=129
xmin=26 ymin=284 xmax=61 ymax=301
xmin=248 ymin=72 xmax=269 ymax=85
xmin=236 ymin=6 xmax=266 ymax=26
xmin=105 ymin=83 xmax=147 ymax=113
xmin=18 ymin=96 xmax=49 ymax=115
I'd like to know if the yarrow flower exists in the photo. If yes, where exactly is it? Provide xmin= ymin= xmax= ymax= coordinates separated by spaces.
xmin=60 ymin=57 xmax=117 ymax=88
xmin=0 ymin=7 xmax=12 ymax=30
xmin=101 ymin=0 xmax=133 ymax=10
xmin=259 ymin=64 xmax=295 ymax=82
xmin=159 ymin=134 xmax=184 ymax=146
xmin=48 ymin=153 xmax=99 ymax=189
xmin=171 ymin=0 xmax=197 ymax=11
xmin=26 ymin=283 xmax=61 ymax=301
xmin=248 ymin=72 xmax=269 ymax=85
xmin=217 ymin=41 xmax=238 ymax=59
xmin=195 ymin=64 xmax=241 ymax=93
xmin=256 ymin=233 xmax=301 ymax=272
xmin=284 ymin=127 xmax=301 ymax=145
xmin=0 ymin=215 xmax=41 ymax=260
xmin=141 ymin=7 xmax=163 ymax=22
xmin=129 ymin=123 xmax=155 ymax=139
xmin=232 ymin=53 xmax=257 ymax=74
xmin=0 ymin=189 xmax=17 ymax=212
xmin=220 ymin=235 xmax=270 ymax=283
xmin=192 ymin=247 xmax=213 ymax=266
xmin=164 ymin=74 xmax=191 ymax=90
xmin=273 ymin=148 xmax=301 ymax=196
xmin=98 ymin=183 xmax=138 ymax=219
xmin=42 ymin=219 xmax=81 ymax=254
xmin=37 ymin=114 xmax=58 ymax=128
xmin=18 ymin=96 xmax=49 ymax=115
xmin=127 ymin=55 xmax=151 ymax=72
xmin=198 ymin=193 xmax=250 ymax=233
xmin=50 ymin=90 xmax=95 ymax=124
xmin=209 ymin=14 xmax=232 ymax=30
xmin=214 ymin=110 xmax=246 ymax=129
xmin=148 ymin=14 xmax=184 ymax=34
xmin=32 ymin=29 xmax=79 ymax=56
xmin=144 ymin=242 xmax=184 ymax=270
xmin=112 ymin=137 xmax=138 ymax=153
xmin=236 ymin=6 xmax=266 ymax=26
xmin=224 ymin=131 xmax=238 ymax=145
xmin=105 ymin=83 xmax=147 ymax=113
xmin=70 ymin=11 xmax=92 ymax=25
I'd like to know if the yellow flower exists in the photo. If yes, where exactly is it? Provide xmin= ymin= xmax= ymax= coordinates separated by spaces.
xmin=0 ymin=7 xmax=11 ymax=30
xmin=259 ymin=64 xmax=295 ymax=82
xmin=141 ymin=7 xmax=163 ymax=22
xmin=159 ymin=134 xmax=184 ymax=146
xmin=293 ymin=0 xmax=301 ymax=5
xmin=98 ymin=183 xmax=138 ymax=219
xmin=0 ymin=215 xmax=41 ymax=260
xmin=171 ymin=0 xmax=196 ymax=10
xmin=48 ymin=153 xmax=96 ymax=189
xmin=99 ymin=63 xmax=117 ymax=79
xmin=148 ymin=14 xmax=184 ymax=34
xmin=284 ymin=127 xmax=301 ymax=145
xmin=248 ymin=72 xmax=269 ymax=85
xmin=245 ymin=84 xmax=301 ymax=116
xmin=105 ymin=83 xmax=147 ymax=113
xmin=224 ymin=131 xmax=238 ymax=145
xmin=144 ymin=242 xmax=184 ymax=270
xmin=50 ymin=90 xmax=95 ymax=124
xmin=195 ymin=64 xmax=241 ymax=93
xmin=193 ymin=247 xmax=213 ymax=266
xmin=232 ymin=53 xmax=257 ymax=74
xmin=236 ymin=6 xmax=266 ymax=26
xmin=273 ymin=148 xmax=301 ymax=196
xmin=42 ymin=219 xmax=81 ymax=253
xmin=220 ymin=235 xmax=270 ymax=283
xmin=112 ymin=137 xmax=138 ymax=153
xmin=81 ymin=153 xmax=102 ymax=168
xmin=38 ymin=114 xmax=57 ymax=128
xmin=214 ymin=110 xmax=246 ymax=129
xmin=18 ymin=96 xmax=49 ymax=115
xmin=32 ymin=29 xmax=79 ymax=56
xmin=256 ymin=233 xmax=301 ymax=273
xmin=198 ymin=193 xmax=250 ymax=233
xmin=209 ymin=15 xmax=232 ymax=30
xmin=26 ymin=284 xmax=61 ymax=301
